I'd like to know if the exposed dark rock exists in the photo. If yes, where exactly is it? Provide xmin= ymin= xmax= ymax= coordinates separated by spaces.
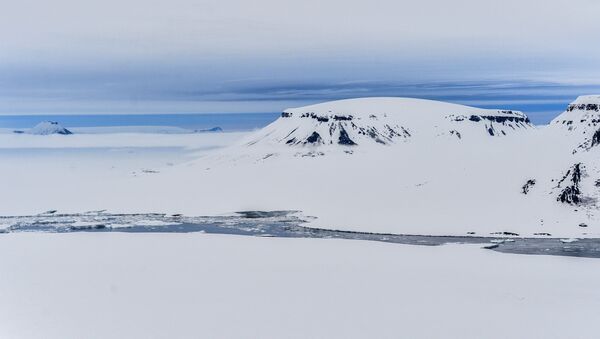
xmin=556 ymin=163 xmax=584 ymax=205
xmin=358 ymin=126 xmax=387 ymax=144
xmin=385 ymin=125 xmax=405 ymax=138
xmin=483 ymin=244 xmax=500 ymax=249
xmin=305 ymin=132 xmax=322 ymax=144
xmin=282 ymin=127 xmax=299 ymax=141
xmin=237 ymin=211 xmax=293 ymax=219
xmin=491 ymin=231 xmax=520 ymax=236
xmin=299 ymin=151 xmax=325 ymax=157
xmin=281 ymin=112 xmax=293 ymax=117
xmin=300 ymin=112 xmax=330 ymax=122
xmin=69 ymin=224 xmax=107 ymax=230
xmin=591 ymin=129 xmax=600 ymax=148
xmin=468 ymin=114 xmax=530 ymax=124
xmin=568 ymin=103 xmax=599 ymax=112
xmin=328 ymin=123 xmax=337 ymax=136
xmin=333 ymin=115 xmax=353 ymax=121
xmin=338 ymin=127 xmax=356 ymax=145
xmin=522 ymin=179 xmax=536 ymax=194
xmin=449 ymin=130 xmax=461 ymax=139
xmin=559 ymin=186 xmax=582 ymax=204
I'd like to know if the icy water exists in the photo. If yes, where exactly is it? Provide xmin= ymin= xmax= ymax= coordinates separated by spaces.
xmin=1 ymin=211 xmax=599 ymax=259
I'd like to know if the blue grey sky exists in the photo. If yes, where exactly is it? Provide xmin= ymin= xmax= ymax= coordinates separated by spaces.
xmin=2 ymin=0 xmax=600 ymax=123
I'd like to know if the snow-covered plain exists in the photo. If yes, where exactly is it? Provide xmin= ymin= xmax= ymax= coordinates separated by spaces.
xmin=1 ymin=232 xmax=599 ymax=339
xmin=2 ymin=97 xmax=600 ymax=238
xmin=3 ymin=98 xmax=600 ymax=338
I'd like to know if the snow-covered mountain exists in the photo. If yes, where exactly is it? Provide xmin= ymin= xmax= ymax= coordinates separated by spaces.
xmin=548 ymin=96 xmax=600 ymax=153
xmin=183 ymin=96 xmax=600 ymax=237
xmin=245 ymin=98 xmax=532 ymax=151
xmin=28 ymin=121 xmax=73 ymax=135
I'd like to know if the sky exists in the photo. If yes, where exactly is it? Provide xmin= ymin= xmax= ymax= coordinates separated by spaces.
xmin=1 ymin=0 xmax=600 ymax=123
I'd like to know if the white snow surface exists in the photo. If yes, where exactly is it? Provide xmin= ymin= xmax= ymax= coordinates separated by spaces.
xmin=2 ymin=97 xmax=600 ymax=237
xmin=572 ymin=95 xmax=600 ymax=104
xmin=1 ymin=233 xmax=599 ymax=339
xmin=0 ymin=131 xmax=246 ymax=149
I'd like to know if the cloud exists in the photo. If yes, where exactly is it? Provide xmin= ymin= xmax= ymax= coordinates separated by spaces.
xmin=1 ymin=0 xmax=600 ymax=121
xmin=2 ymin=0 xmax=600 ymax=62
xmin=2 ymin=66 xmax=600 ymax=124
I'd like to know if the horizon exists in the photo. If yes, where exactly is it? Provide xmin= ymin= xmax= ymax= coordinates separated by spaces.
xmin=0 ymin=91 xmax=596 ymax=126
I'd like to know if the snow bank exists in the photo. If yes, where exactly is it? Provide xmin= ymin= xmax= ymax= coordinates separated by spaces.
xmin=1 ymin=233 xmax=599 ymax=339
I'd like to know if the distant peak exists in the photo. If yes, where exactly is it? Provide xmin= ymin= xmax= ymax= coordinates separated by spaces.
xmin=28 ymin=121 xmax=73 ymax=135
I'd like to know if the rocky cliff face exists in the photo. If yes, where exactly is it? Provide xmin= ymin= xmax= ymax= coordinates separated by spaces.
xmin=555 ymin=163 xmax=584 ymax=205
xmin=275 ymin=111 xmax=411 ymax=146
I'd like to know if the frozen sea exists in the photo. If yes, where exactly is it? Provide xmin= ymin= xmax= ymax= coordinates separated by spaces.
xmin=0 ymin=112 xmax=279 ymax=131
